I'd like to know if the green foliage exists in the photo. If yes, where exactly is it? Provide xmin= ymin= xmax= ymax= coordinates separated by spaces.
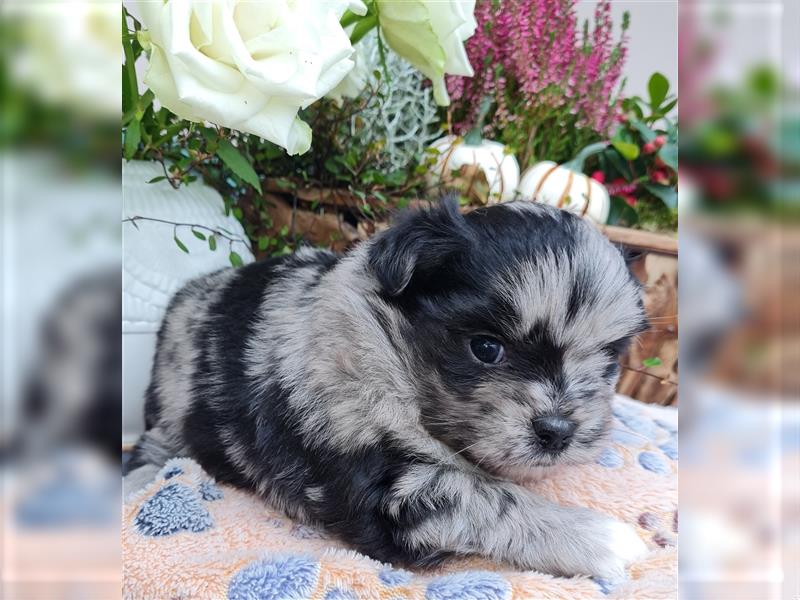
xmin=173 ymin=235 xmax=189 ymax=254
xmin=647 ymin=72 xmax=669 ymax=109
xmin=121 ymin=5 xmax=436 ymax=257
xmin=642 ymin=357 xmax=663 ymax=368
xmin=216 ymin=139 xmax=262 ymax=193
xmin=611 ymin=137 xmax=639 ymax=161
xmin=591 ymin=72 xmax=678 ymax=231
xmin=229 ymin=251 xmax=244 ymax=267
xmin=680 ymin=64 xmax=792 ymax=217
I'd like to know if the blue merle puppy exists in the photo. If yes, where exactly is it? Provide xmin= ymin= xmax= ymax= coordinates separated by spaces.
xmin=125 ymin=199 xmax=649 ymax=579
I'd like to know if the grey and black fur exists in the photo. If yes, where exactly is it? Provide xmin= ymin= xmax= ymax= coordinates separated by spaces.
xmin=125 ymin=200 xmax=649 ymax=578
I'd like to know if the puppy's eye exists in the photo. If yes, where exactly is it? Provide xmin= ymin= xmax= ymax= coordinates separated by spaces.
xmin=470 ymin=336 xmax=505 ymax=364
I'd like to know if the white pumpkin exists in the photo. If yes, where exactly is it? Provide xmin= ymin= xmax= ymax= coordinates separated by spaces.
xmin=429 ymin=135 xmax=520 ymax=203
xmin=517 ymin=161 xmax=610 ymax=224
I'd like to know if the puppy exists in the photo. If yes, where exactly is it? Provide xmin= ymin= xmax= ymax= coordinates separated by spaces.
xmin=125 ymin=199 xmax=649 ymax=578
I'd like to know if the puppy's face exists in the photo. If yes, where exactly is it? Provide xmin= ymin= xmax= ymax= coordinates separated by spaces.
xmin=368 ymin=200 xmax=647 ymax=473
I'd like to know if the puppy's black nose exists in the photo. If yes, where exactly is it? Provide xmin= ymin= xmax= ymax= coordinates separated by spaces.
xmin=532 ymin=416 xmax=576 ymax=452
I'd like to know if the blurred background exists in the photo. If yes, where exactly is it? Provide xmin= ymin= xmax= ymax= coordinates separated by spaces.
xmin=1 ymin=0 xmax=121 ymax=598
xmin=0 ymin=0 xmax=797 ymax=598
xmin=678 ymin=0 xmax=799 ymax=599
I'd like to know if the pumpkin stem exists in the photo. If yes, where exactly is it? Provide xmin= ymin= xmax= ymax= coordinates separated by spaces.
xmin=463 ymin=97 xmax=492 ymax=146
xmin=564 ymin=141 xmax=609 ymax=173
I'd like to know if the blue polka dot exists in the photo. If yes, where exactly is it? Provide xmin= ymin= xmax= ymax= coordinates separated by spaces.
xmin=638 ymin=451 xmax=670 ymax=475
xmin=659 ymin=438 xmax=678 ymax=460
xmin=655 ymin=418 xmax=677 ymax=434
xmin=379 ymin=567 xmax=412 ymax=587
xmin=596 ymin=447 xmax=624 ymax=468
xmin=324 ymin=588 xmax=358 ymax=600
xmin=611 ymin=425 xmax=646 ymax=448
xmin=228 ymin=556 xmax=319 ymax=600
xmin=134 ymin=483 xmax=213 ymax=536
xmin=426 ymin=571 xmax=511 ymax=600
xmin=199 ymin=481 xmax=224 ymax=501
xmin=163 ymin=466 xmax=183 ymax=479
xmin=620 ymin=416 xmax=659 ymax=440
xmin=612 ymin=402 xmax=642 ymax=422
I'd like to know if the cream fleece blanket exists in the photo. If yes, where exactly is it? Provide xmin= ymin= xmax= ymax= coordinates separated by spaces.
xmin=123 ymin=396 xmax=677 ymax=599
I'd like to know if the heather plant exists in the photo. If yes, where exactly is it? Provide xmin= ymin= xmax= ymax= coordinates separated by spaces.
xmin=446 ymin=0 xmax=629 ymax=167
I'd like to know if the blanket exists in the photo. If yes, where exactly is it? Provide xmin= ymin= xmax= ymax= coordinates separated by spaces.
xmin=123 ymin=396 xmax=677 ymax=599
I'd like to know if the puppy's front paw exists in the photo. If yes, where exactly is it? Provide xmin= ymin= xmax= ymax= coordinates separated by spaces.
xmin=525 ymin=509 xmax=648 ymax=579
xmin=586 ymin=518 xmax=649 ymax=580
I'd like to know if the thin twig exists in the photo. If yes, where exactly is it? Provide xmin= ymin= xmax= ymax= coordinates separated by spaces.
xmin=122 ymin=216 xmax=249 ymax=247
xmin=621 ymin=364 xmax=677 ymax=386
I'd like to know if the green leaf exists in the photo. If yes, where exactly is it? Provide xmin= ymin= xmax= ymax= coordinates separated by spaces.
xmin=608 ymin=196 xmax=639 ymax=227
xmin=643 ymin=183 xmax=678 ymax=209
xmin=136 ymin=89 xmax=154 ymax=120
xmin=122 ymin=8 xmax=139 ymax=116
xmin=258 ymin=236 xmax=269 ymax=251
xmin=349 ymin=14 xmax=377 ymax=45
xmin=147 ymin=176 xmax=166 ymax=184
xmin=648 ymin=72 xmax=669 ymax=109
xmin=660 ymin=98 xmax=678 ymax=115
xmin=603 ymin=148 xmax=631 ymax=179
xmin=229 ymin=251 xmax=244 ymax=267
xmin=611 ymin=138 xmax=640 ymax=161
xmin=339 ymin=8 xmax=362 ymax=29
xmin=191 ymin=228 xmax=206 ymax=241
xmin=217 ymin=139 xmax=262 ymax=193
xmin=174 ymin=235 xmax=189 ymax=254
xmin=122 ymin=65 xmax=133 ymax=116
xmin=324 ymin=157 xmax=341 ymax=174
xmin=208 ymin=235 xmax=217 ymax=251
xmin=748 ymin=65 xmax=779 ymax=99
xmin=642 ymin=357 xmax=663 ymax=368
xmin=630 ymin=120 xmax=657 ymax=142
xmin=124 ymin=120 xmax=141 ymax=160
xmin=657 ymin=143 xmax=678 ymax=171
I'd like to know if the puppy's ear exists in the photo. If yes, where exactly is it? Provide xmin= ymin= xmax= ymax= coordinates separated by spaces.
xmin=368 ymin=196 xmax=470 ymax=296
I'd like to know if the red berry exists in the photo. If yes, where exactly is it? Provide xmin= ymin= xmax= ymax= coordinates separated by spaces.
xmin=643 ymin=142 xmax=656 ymax=154
xmin=591 ymin=170 xmax=605 ymax=184
xmin=655 ymin=135 xmax=667 ymax=148
xmin=651 ymin=169 xmax=670 ymax=185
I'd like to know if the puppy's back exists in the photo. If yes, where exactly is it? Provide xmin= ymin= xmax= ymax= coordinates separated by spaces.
xmin=127 ymin=250 xmax=336 ymax=477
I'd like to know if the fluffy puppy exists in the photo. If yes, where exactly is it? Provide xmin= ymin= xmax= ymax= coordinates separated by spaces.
xmin=125 ymin=199 xmax=649 ymax=578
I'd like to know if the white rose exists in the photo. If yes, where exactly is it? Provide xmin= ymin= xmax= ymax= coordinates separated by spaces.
xmin=376 ymin=0 xmax=476 ymax=106
xmin=327 ymin=33 xmax=371 ymax=105
xmin=136 ymin=0 xmax=366 ymax=156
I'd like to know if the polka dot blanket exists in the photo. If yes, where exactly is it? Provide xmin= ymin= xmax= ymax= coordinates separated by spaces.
xmin=123 ymin=395 xmax=677 ymax=599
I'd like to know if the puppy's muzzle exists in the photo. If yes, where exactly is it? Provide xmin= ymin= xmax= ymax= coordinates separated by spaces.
xmin=532 ymin=416 xmax=576 ymax=453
